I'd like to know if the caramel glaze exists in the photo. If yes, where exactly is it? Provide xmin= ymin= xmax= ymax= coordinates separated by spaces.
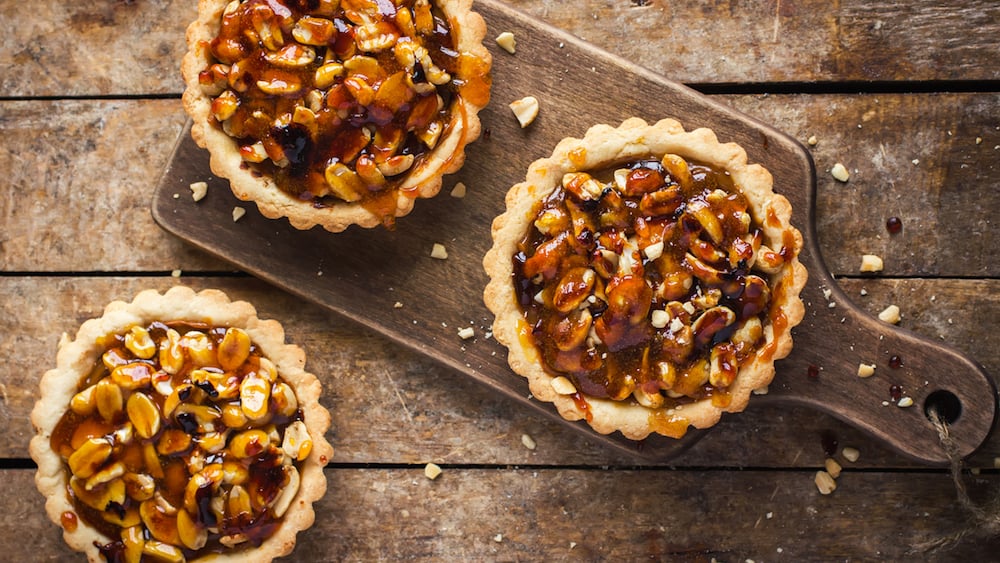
xmin=204 ymin=0 xmax=490 ymax=226
xmin=513 ymin=158 xmax=793 ymax=410
xmin=50 ymin=322 xmax=302 ymax=559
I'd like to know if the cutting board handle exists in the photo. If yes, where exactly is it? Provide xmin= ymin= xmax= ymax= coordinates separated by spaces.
xmin=758 ymin=182 xmax=996 ymax=464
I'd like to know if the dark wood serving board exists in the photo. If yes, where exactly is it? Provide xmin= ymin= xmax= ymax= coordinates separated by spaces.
xmin=152 ymin=0 xmax=995 ymax=464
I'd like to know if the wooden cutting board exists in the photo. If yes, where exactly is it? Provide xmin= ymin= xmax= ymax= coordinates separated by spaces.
xmin=153 ymin=0 xmax=995 ymax=464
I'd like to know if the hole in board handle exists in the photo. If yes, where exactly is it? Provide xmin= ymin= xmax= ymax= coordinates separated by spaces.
xmin=923 ymin=390 xmax=962 ymax=425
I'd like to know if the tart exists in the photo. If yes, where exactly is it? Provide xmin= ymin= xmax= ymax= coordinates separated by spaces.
xmin=484 ymin=118 xmax=807 ymax=440
xmin=182 ymin=0 xmax=492 ymax=232
xmin=29 ymin=287 xmax=333 ymax=562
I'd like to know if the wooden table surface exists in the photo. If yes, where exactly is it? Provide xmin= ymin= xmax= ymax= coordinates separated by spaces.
xmin=2 ymin=0 xmax=999 ymax=560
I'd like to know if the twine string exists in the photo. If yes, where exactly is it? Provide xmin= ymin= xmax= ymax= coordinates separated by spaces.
xmin=910 ymin=408 xmax=1000 ymax=552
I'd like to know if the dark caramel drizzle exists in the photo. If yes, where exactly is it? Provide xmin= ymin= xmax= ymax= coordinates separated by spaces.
xmin=513 ymin=158 xmax=790 ymax=406
xmin=203 ymin=0 xmax=484 ymax=225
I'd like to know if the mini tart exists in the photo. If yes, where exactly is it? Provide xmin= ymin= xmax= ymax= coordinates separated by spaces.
xmin=484 ymin=118 xmax=807 ymax=440
xmin=29 ymin=287 xmax=333 ymax=562
xmin=182 ymin=0 xmax=492 ymax=232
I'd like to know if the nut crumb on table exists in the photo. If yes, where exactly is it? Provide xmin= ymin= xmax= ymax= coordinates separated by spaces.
xmin=424 ymin=463 xmax=442 ymax=480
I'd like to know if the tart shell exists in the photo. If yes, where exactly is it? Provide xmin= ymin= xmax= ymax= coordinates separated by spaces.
xmin=483 ymin=118 xmax=808 ymax=440
xmin=29 ymin=286 xmax=333 ymax=562
xmin=181 ymin=0 xmax=492 ymax=232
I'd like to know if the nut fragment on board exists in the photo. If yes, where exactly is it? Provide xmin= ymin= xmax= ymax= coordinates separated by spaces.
xmin=451 ymin=182 xmax=467 ymax=198
xmin=510 ymin=96 xmax=539 ymax=128
xmin=189 ymin=181 xmax=209 ymax=202
xmin=857 ymin=363 xmax=876 ymax=378
xmin=878 ymin=304 xmax=901 ymax=324
xmin=842 ymin=447 xmax=860 ymax=462
xmin=495 ymin=31 xmax=516 ymax=54
xmin=232 ymin=207 xmax=246 ymax=222
xmin=860 ymin=254 xmax=883 ymax=272
xmin=431 ymin=243 xmax=449 ymax=260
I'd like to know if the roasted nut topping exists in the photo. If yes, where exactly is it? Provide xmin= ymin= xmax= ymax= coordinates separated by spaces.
xmin=512 ymin=155 xmax=796 ymax=407
xmin=195 ymin=0 xmax=490 ymax=227
xmin=49 ymin=321 xmax=312 ymax=560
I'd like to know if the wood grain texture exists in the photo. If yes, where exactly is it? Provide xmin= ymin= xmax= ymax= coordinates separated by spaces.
xmin=502 ymin=0 xmax=1000 ymax=84
xmin=2 ymin=1 xmax=999 ymax=98
xmin=5 ymin=468 xmax=1000 ymax=561
xmin=2 ymin=93 xmax=997 ymax=276
xmin=4 ymin=276 xmax=998 ymax=467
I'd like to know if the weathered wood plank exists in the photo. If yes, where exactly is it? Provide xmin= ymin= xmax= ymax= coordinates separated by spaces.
xmin=4 ymin=277 xmax=997 ymax=467
xmin=2 ymin=0 xmax=998 ymax=98
xmin=4 ymin=468 xmax=999 ymax=561
xmin=503 ymin=0 xmax=1000 ymax=84
xmin=1 ymin=93 xmax=998 ymax=276
xmin=0 ymin=99 xmax=224 ymax=272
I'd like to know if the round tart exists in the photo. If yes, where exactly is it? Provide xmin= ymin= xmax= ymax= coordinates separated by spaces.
xmin=30 ymin=287 xmax=333 ymax=562
xmin=484 ymin=118 xmax=807 ymax=440
xmin=182 ymin=0 xmax=492 ymax=232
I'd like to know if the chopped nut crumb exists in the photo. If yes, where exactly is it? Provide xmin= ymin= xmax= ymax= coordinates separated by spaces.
xmin=650 ymin=309 xmax=670 ymax=329
xmin=993 ymin=457 xmax=1000 ymax=469
xmin=493 ymin=534 xmax=503 ymax=543
xmin=897 ymin=397 xmax=914 ymax=408
xmin=189 ymin=181 xmax=209 ymax=202
xmin=822 ymin=288 xmax=833 ymax=300
xmin=860 ymin=288 xmax=868 ymax=296
xmin=814 ymin=470 xmax=837 ymax=495
xmin=807 ymin=135 xmax=818 ymax=146
xmin=509 ymin=96 xmax=539 ymax=128
xmin=424 ymin=463 xmax=442 ymax=480
xmin=173 ymin=193 xmax=180 ymax=199
xmin=551 ymin=376 xmax=577 ymax=395
xmin=878 ymin=304 xmax=901 ymax=324
xmin=570 ymin=541 xmax=577 ymax=549
xmin=521 ymin=434 xmax=537 ymax=450
xmin=860 ymin=254 xmax=884 ymax=272
xmin=232 ymin=206 xmax=246 ymax=222
xmin=976 ymin=137 xmax=983 ymax=145
xmin=643 ymin=241 xmax=664 ymax=260
xmin=430 ymin=243 xmax=448 ymax=260
xmin=842 ymin=447 xmax=860 ymax=462
xmin=171 ymin=269 xmax=182 ymax=278
xmin=394 ymin=302 xmax=404 ymax=309
xmin=912 ymin=158 xmax=920 ymax=165
xmin=857 ymin=363 xmax=876 ymax=378
xmin=495 ymin=31 xmax=516 ymax=54
xmin=825 ymin=458 xmax=843 ymax=479
xmin=830 ymin=163 xmax=850 ymax=182
xmin=450 ymin=182 xmax=467 ymax=198
xmin=458 ymin=327 xmax=475 ymax=340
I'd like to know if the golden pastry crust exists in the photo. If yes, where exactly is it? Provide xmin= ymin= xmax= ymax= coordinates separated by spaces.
xmin=484 ymin=118 xmax=807 ymax=440
xmin=29 ymin=286 xmax=333 ymax=562
xmin=181 ymin=0 xmax=492 ymax=232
